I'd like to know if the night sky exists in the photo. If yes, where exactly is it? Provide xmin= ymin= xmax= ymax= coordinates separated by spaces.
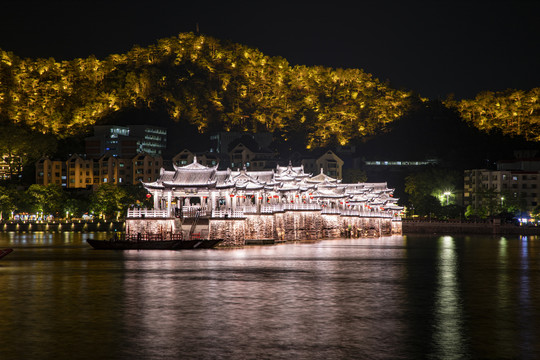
xmin=1 ymin=1 xmax=538 ymax=99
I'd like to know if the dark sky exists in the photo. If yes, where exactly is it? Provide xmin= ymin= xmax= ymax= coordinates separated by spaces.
xmin=1 ymin=1 xmax=538 ymax=99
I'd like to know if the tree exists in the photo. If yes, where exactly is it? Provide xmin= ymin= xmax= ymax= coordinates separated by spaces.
xmin=0 ymin=124 xmax=56 ymax=181
xmin=25 ymin=184 xmax=64 ymax=215
xmin=90 ymin=184 xmax=129 ymax=220
xmin=342 ymin=168 xmax=367 ymax=183
xmin=0 ymin=185 xmax=16 ymax=220
xmin=411 ymin=195 xmax=442 ymax=217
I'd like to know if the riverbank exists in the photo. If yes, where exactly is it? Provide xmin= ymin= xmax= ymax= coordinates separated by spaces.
xmin=0 ymin=220 xmax=125 ymax=232
xmin=403 ymin=219 xmax=540 ymax=235
xmin=4 ymin=219 xmax=538 ymax=237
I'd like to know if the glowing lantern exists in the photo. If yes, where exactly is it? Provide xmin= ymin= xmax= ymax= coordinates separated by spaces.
xmin=146 ymin=194 xmax=151 ymax=199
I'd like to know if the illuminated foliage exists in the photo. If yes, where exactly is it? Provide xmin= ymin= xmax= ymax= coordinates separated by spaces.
xmin=447 ymin=88 xmax=540 ymax=141
xmin=89 ymin=183 xmax=129 ymax=220
xmin=0 ymin=33 xmax=415 ymax=147
xmin=4 ymin=33 xmax=534 ymax=148
xmin=0 ymin=185 xmax=16 ymax=219
xmin=25 ymin=184 xmax=64 ymax=215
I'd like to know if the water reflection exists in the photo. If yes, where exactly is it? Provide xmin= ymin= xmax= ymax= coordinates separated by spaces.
xmin=519 ymin=236 xmax=535 ymax=356
xmin=116 ymin=239 xmax=409 ymax=359
xmin=432 ymin=236 xmax=467 ymax=358
xmin=1 ymin=233 xmax=540 ymax=359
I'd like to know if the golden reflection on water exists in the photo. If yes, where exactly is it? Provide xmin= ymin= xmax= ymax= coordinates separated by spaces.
xmin=433 ymin=236 xmax=466 ymax=359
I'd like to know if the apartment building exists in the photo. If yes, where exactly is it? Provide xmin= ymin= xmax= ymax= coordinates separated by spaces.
xmin=85 ymin=125 xmax=167 ymax=158
xmin=35 ymin=158 xmax=67 ymax=187
xmin=36 ymin=153 xmax=163 ymax=188
xmin=464 ymin=158 xmax=540 ymax=212
xmin=302 ymin=150 xmax=344 ymax=179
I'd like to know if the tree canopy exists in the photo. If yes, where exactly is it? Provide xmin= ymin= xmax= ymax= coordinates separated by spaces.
xmin=447 ymin=88 xmax=540 ymax=141
xmin=1 ymin=33 xmax=414 ymax=149
xmin=1 ymin=32 xmax=537 ymax=157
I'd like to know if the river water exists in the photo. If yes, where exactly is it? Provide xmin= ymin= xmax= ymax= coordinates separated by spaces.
xmin=0 ymin=232 xmax=539 ymax=359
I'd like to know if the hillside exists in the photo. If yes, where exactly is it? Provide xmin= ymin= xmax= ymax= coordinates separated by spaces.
xmin=0 ymin=32 xmax=414 ymax=150
xmin=0 ymin=32 xmax=538 ymax=161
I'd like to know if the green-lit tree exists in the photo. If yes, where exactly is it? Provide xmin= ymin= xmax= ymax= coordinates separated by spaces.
xmin=25 ymin=184 xmax=64 ymax=216
xmin=0 ymin=185 xmax=16 ymax=220
xmin=90 ymin=184 xmax=129 ymax=220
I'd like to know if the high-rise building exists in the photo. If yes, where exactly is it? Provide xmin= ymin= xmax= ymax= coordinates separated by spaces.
xmin=85 ymin=125 xmax=167 ymax=158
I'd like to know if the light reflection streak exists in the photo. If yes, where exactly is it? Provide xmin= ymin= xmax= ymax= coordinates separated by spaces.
xmin=433 ymin=236 xmax=466 ymax=358
xmin=519 ymin=235 xmax=533 ymax=354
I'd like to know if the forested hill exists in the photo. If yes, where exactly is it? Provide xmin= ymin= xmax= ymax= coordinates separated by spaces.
xmin=0 ymin=32 xmax=414 ymax=148
xmin=446 ymin=89 xmax=540 ymax=142
xmin=0 ymin=32 xmax=538 ymax=149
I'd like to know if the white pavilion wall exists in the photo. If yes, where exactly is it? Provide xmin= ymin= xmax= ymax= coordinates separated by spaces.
xmin=126 ymin=218 xmax=176 ymax=235
xmin=126 ymin=211 xmax=401 ymax=245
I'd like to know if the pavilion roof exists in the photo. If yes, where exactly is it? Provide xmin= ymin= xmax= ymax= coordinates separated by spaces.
xmin=306 ymin=169 xmax=339 ymax=184
xmin=275 ymin=162 xmax=310 ymax=179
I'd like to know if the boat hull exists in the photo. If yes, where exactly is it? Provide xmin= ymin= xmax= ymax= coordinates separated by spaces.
xmin=0 ymin=248 xmax=13 ymax=259
xmin=86 ymin=239 xmax=222 ymax=250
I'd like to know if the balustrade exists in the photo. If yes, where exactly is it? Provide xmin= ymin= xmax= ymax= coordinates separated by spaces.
xmin=128 ymin=204 xmax=398 ymax=219
xmin=211 ymin=210 xmax=246 ymax=219
xmin=127 ymin=208 xmax=169 ymax=218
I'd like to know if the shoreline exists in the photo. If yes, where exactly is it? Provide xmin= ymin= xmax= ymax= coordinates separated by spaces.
xmin=0 ymin=220 xmax=124 ymax=232
xmin=402 ymin=219 xmax=540 ymax=236
xmin=2 ymin=219 xmax=538 ymax=237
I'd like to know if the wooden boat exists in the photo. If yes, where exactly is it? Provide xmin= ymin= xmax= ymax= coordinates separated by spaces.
xmin=0 ymin=248 xmax=13 ymax=259
xmin=86 ymin=233 xmax=222 ymax=250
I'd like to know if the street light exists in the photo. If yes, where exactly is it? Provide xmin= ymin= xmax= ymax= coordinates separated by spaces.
xmin=443 ymin=191 xmax=451 ymax=206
